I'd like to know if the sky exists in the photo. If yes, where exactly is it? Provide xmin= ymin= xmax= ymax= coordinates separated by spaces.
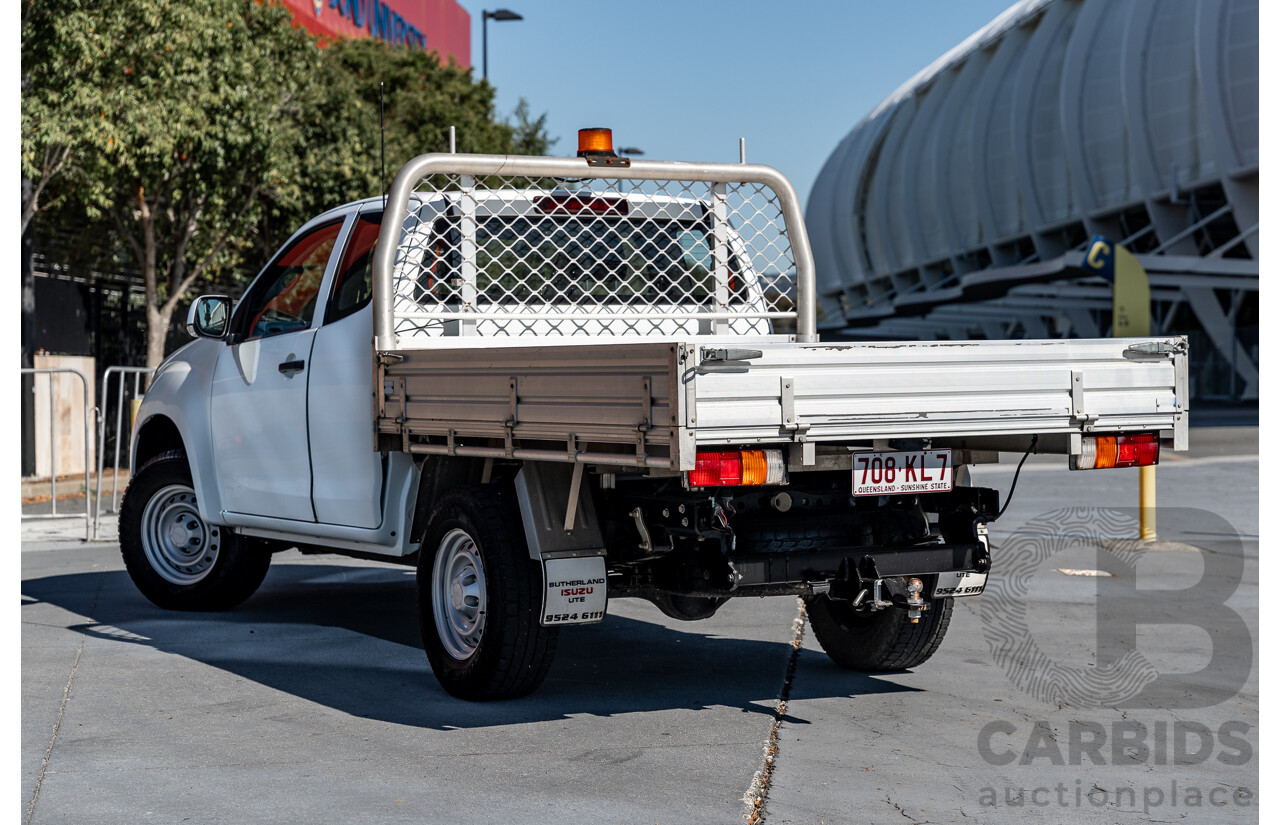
xmin=454 ymin=0 xmax=1015 ymax=209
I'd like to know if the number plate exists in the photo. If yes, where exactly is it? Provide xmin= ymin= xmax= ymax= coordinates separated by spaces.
xmin=933 ymin=570 xmax=988 ymax=598
xmin=541 ymin=556 xmax=608 ymax=626
xmin=851 ymin=449 xmax=953 ymax=496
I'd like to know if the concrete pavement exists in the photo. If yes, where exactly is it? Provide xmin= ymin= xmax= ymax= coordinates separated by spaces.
xmin=23 ymin=530 xmax=797 ymax=824
xmin=22 ymin=427 xmax=1258 ymax=824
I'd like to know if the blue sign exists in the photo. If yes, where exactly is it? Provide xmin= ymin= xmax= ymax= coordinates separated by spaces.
xmin=328 ymin=0 xmax=427 ymax=49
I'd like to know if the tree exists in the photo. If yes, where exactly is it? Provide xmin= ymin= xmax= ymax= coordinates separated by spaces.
xmin=23 ymin=1 xmax=555 ymax=368
xmin=509 ymin=98 xmax=555 ymax=157
xmin=21 ymin=0 xmax=113 ymax=234
xmin=24 ymin=0 xmax=332 ymax=368
xmin=253 ymin=37 xmax=554 ymax=265
xmin=326 ymin=38 xmax=515 ymax=164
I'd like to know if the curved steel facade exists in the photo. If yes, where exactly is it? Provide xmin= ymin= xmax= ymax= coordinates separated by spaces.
xmin=808 ymin=0 xmax=1258 ymax=398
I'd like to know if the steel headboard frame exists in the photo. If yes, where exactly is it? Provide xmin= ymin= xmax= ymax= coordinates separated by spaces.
xmin=372 ymin=153 xmax=817 ymax=351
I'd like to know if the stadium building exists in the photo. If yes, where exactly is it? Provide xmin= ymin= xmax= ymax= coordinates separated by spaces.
xmin=807 ymin=0 xmax=1258 ymax=401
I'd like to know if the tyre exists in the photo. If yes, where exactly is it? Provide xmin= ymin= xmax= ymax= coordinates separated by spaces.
xmin=119 ymin=451 xmax=271 ymax=611
xmin=804 ymin=593 xmax=953 ymax=671
xmin=417 ymin=485 xmax=558 ymax=700
xmin=735 ymin=511 xmax=951 ymax=671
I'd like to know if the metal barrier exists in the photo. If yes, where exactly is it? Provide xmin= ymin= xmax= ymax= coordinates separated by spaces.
xmin=93 ymin=366 xmax=154 ymax=539
xmin=20 ymin=367 xmax=94 ymax=541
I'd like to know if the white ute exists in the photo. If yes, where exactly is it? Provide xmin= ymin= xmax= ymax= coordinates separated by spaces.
xmin=122 ymin=129 xmax=1188 ymax=700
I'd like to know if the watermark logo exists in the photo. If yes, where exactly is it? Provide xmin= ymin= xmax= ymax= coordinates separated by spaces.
xmin=975 ymin=780 xmax=1254 ymax=813
xmin=972 ymin=507 xmax=1250 ymax=708
xmin=977 ymin=720 xmax=1253 ymax=767
xmin=973 ymin=717 xmax=1256 ymax=813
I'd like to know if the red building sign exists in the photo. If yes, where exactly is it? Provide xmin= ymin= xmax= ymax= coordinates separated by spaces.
xmin=278 ymin=0 xmax=470 ymax=66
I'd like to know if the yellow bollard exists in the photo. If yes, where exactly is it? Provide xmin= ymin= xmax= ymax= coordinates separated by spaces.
xmin=130 ymin=399 xmax=141 ymax=433
xmin=1139 ymin=464 xmax=1156 ymax=541
xmin=1084 ymin=237 xmax=1154 ymax=542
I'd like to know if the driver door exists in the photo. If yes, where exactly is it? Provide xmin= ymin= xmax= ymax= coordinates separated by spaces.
xmin=210 ymin=217 xmax=346 ymax=522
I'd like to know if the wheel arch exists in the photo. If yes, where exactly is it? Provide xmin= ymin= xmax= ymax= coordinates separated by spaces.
xmin=132 ymin=413 xmax=223 ymax=522
xmin=408 ymin=456 xmax=492 ymax=546
xmin=134 ymin=415 xmax=186 ymax=469
xmin=129 ymin=341 xmax=226 ymax=523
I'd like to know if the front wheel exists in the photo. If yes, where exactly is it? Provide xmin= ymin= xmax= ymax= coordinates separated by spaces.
xmin=804 ymin=594 xmax=953 ymax=671
xmin=119 ymin=451 xmax=271 ymax=611
xmin=417 ymin=485 xmax=558 ymax=700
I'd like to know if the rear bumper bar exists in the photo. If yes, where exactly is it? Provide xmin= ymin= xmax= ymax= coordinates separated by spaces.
xmin=729 ymin=541 xmax=990 ymax=589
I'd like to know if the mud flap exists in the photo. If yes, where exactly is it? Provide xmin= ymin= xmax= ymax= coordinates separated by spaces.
xmin=514 ymin=464 xmax=609 ymax=626
xmin=932 ymin=523 xmax=989 ymax=598
xmin=541 ymin=556 xmax=608 ymax=626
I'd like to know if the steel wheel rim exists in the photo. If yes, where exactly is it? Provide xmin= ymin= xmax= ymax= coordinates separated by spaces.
xmin=432 ymin=528 xmax=488 ymax=660
xmin=140 ymin=484 xmax=219 ymax=585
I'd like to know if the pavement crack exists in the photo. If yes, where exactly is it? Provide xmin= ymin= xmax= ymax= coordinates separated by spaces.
xmin=886 ymin=793 xmax=930 ymax=823
xmin=741 ymin=597 xmax=806 ymax=824
xmin=27 ymin=570 xmax=104 ymax=825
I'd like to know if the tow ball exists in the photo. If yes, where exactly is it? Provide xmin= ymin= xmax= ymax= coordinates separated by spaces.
xmin=850 ymin=576 xmax=929 ymax=622
xmin=904 ymin=577 xmax=926 ymax=623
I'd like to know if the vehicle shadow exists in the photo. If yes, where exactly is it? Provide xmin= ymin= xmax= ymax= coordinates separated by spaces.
xmin=23 ymin=560 xmax=919 ymax=730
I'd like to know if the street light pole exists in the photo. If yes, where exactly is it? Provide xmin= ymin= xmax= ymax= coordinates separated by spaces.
xmin=482 ymin=9 xmax=523 ymax=82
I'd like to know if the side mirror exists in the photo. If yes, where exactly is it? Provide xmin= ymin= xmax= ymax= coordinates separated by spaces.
xmin=186 ymin=295 xmax=232 ymax=339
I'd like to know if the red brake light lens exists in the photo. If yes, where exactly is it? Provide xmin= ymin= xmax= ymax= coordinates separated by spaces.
xmin=535 ymin=194 xmax=628 ymax=216
xmin=690 ymin=451 xmax=741 ymax=487
xmin=1114 ymin=433 xmax=1159 ymax=468
xmin=688 ymin=450 xmax=786 ymax=487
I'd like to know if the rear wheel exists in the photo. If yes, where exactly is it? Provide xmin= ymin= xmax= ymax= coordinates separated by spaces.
xmin=805 ymin=593 xmax=953 ymax=671
xmin=735 ymin=511 xmax=952 ymax=671
xmin=119 ymin=451 xmax=270 ymax=611
xmin=417 ymin=485 xmax=558 ymax=700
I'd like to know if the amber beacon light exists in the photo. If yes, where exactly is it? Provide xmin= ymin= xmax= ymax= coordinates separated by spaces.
xmin=577 ymin=128 xmax=615 ymax=157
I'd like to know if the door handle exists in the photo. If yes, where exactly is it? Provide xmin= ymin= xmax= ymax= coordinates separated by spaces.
xmin=278 ymin=359 xmax=305 ymax=375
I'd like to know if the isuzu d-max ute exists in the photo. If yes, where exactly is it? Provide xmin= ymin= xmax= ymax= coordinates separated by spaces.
xmin=121 ymin=130 xmax=1188 ymax=699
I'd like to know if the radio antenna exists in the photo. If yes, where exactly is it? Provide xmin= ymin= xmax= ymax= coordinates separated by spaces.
xmin=380 ymin=81 xmax=387 ymax=206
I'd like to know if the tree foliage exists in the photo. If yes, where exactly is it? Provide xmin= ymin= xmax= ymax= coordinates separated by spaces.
xmin=22 ymin=0 xmax=554 ymax=367
xmin=20 ymin=0 xmax=114 ymax=233
xmin=260 ymin=39 xmax=554 ymax=249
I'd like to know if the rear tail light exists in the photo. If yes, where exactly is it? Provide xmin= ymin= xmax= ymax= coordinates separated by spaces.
xmin=688 ymin=449 xmax=787 ymax=487
xmin=1073 ymin=433 xmax=1159 ymax=470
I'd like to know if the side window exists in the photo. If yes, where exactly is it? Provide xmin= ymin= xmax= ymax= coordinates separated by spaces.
xmin=326 ymin=211 xmax=383 ymax=324
xmin=237 ymin=219 xmax=343 ymax=340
